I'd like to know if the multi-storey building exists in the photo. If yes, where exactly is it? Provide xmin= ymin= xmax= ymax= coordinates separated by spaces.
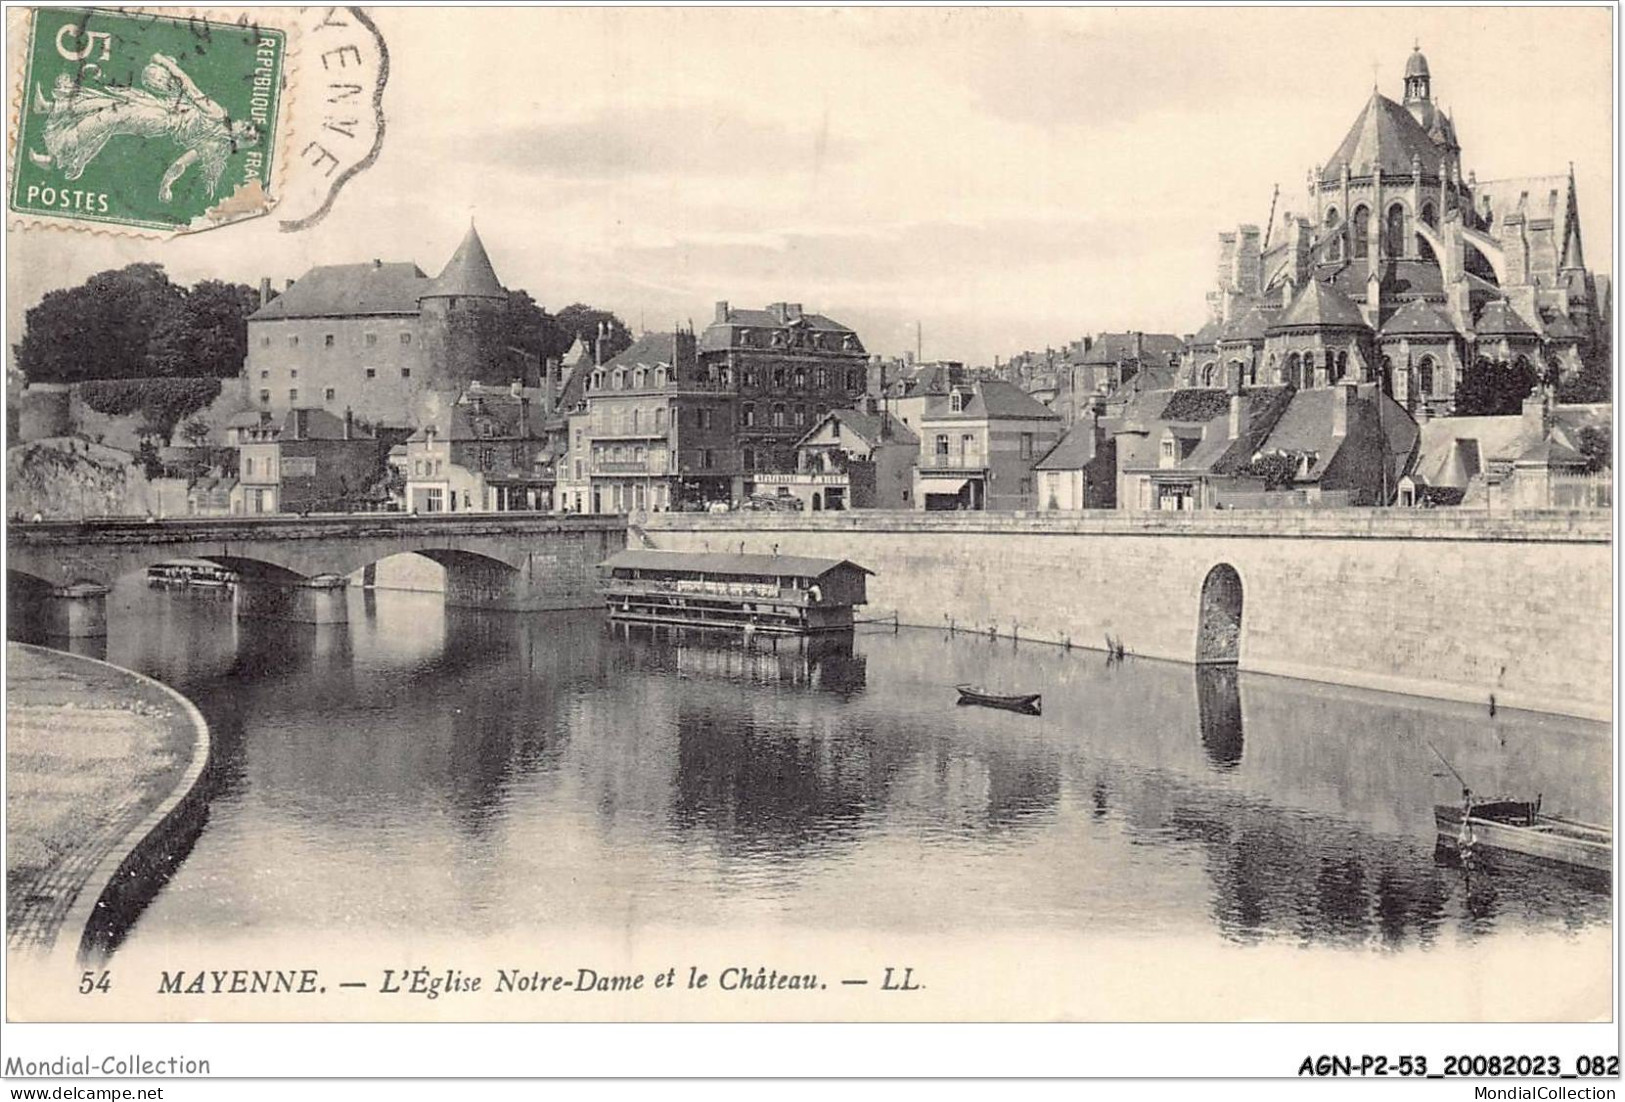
xmin=229 ymin=407 xmax=382 ymax=515
xmin=402 ymin=382 xmax=554 ymax=513
xmin=699 ymin=301 xmax=869 ymax=475
xmin=578 ymin=329 xmax=736 ymax=512
xmin=246 ymin=225 xmax=513 ymax=427
xmin=913 ymin=380 xmax=1061 ymax=510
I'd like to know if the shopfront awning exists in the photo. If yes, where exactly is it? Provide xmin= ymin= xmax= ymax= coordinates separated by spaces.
xmin=918 ymin=477 xmax=970 ymax=496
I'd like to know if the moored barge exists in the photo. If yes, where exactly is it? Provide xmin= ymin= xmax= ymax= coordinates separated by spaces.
xmin=598 ymin=549 xmax=872 ymax=635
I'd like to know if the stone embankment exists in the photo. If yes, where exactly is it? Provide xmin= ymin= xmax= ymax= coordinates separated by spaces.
xmin=6 ymin=643 xmax=211 ymax=963
xmin=640 ymin=509 xmax=1612 ymax=721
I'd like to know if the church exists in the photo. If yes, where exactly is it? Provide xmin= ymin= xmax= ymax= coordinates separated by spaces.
xmin=1186 ymin=45 xmax=1606 ymax=419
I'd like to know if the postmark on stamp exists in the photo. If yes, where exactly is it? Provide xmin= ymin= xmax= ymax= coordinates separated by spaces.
xmin=9 ymin=7 xmax=286 ymax=233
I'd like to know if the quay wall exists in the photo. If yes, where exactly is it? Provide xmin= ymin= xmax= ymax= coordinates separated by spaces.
xmin=639 ymin=510 xmax=1614 ymax=722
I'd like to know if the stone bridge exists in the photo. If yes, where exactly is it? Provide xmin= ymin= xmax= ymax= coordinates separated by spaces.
xmin=7 ymin=514 xmax=628 ymax=636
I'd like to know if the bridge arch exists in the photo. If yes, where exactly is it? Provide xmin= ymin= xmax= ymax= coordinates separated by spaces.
xmin=1196 ymin=564 xmax=1243 ymax=665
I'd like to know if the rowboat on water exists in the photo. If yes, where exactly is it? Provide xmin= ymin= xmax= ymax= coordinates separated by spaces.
xmin=955 ymin=685 xmax=1042 ymax=715
xmin=1434 ymin=796 xmax=1611 ymax=874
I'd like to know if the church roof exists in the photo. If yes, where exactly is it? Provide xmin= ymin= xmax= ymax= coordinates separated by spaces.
xmin=1380 ymin=298 xmax=1457 ymax=339
xmin=1320 ymin=92 xmax=1447 ymax=183
xmin=1220 ymin=306 xmax=1273 ymax=343
xmin=1475 ymin=300 xmax=1537 ymax=337
xmin=1078 ymin=332 xmax=1185 ymax=366
xmin=425 ymin=225 xmax=506 ymax=300
xmin=1189 ymin=319 xmax=1223 ymax=348
xmin=1404 ymin=47 xmax=1430 ymax=78
xmin=1271 ymin=278 xmax=1369 ymax=331
xmin=250 ymin=262 xmax=429 ymax=319
xmin=1540 ymin=310 xmax=1582 ymax=340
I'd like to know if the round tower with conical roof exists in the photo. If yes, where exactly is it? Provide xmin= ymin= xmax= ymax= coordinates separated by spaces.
xmin=417 ymin=223 xmax=510 ymax=392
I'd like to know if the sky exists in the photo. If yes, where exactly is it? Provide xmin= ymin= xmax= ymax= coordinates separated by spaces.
xmin=6 ymin=6 xmax=1614 ymax=366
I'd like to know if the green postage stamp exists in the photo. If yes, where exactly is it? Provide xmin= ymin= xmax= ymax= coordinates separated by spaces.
xmin=10 ymin=7 xmax=286 ymax=232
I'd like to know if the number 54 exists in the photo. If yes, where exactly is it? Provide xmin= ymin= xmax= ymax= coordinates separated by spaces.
xmin=78 ymin=971 xmax=110 ymax=994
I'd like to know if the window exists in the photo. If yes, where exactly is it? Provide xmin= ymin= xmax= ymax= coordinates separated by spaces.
xmin=795 ymin=406 xmax=807 ymax=427
xmin=1421 ymin=201 xmax=1437 ymax=229
xmin=479 ymin=448 xmax=494 ymax=470
xmin=1384 ymin=203 xmax=1407 ymax=258
xmin=701 ymin=448 xmax=713 ymax=469
xmin=1161 ymin=438 xmax=1176 ymax=461
xmin=634 ymin=369 xmax=646 ymax=388
xmin=513 ymin=445 xmax=525 ymax=466
xmin=290 ymin=369 xmax=298 ymax=379
xmin=935 ymin=434 xmax=949 ymax=460
xmin=1020 ymin=432 xmax=1034 ymax=460
xmin=260 ymin=336 xmax=270 ymax=348
xmin=288 ymin=334 xmax=299 ymax=347
xmin=1415 ymin=358 xmax=1434 ymax=396
xmin=700 ymin=408 xmax=713 ymax=430
xmin=655 ymin=407 xmax=667 ymax=430
xmin=400 ymin=368 xmax=411 ymax=379
xmin=794 ymin=368 xmax=807 ymax=390
xmin=831 ymin=420 xmax=841 ymax=439
xmin=815 ymin=368 xmax=828 ymax=388
xmin=742 ymin=404 xmax=755 ymax=427
xmin=654 ymin=367 xmax=666 ymax=387
xmin=365 ymin=368 xmax=376 ymax=379
xmin=259 ymin=388 xmax=270 ymax=404
xmin=771 ymin=405 xmax=786 ymax=428
xmin=289 ymin=388 xmax=298 ymax=402
xmin=260 ymin=370 xmax=269 ymax=380
xmin=961 ymin=433 xmax=975 ymax=463
xmin=742 ymin=447 xmax=755 ymax=471
xmin=950 ymin=391 xmax=963 ymax=413
xmin=400 ymin=332 xmax=412 ymax=345
xmin=1351 ymin=204 xmax=1370 ymax=259
xmin=365 ymin=333 xmax=377 ymax=346
xmin=324 ymin=334 xmax=335 ymax=347
xmin=575 ymin=429 xmax=583 ymax=448
xmin=773 ymin=367 xmax=786 ymax=388
xmin=574 ymin=459 xmax=583 ymax=480
xmin=325 ymin=387 xmax=336 ymax=402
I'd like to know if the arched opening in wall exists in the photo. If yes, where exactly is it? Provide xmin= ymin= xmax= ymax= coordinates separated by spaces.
xmin=1420 ymin=200 xmax=1437 ymax=229
xmin=1202 ymin=362 xmax=1216 ymax=387
xmin=1335 ymin=350 xmax=1348 ymax=382
xmin=1377 ymin=355 xmax=1394 ymax=397
xmin=1351 ymin=205 xmax=1371 ymax=259
xmin=1195 ymin=564 xmax=1243 ymax=666
xmin=347 ymin=550 xmax=448 ymax=596
xmin=1287 ymin=352 xmax=1302 ymax=388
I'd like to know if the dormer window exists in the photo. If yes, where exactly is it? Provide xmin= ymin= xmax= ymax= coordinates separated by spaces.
xmin=634 ymin=368 xmax=647 ymax=388
xmin=654 ymin=366 xmax=666 ymax=387
xmin=950 ymin=391 xmax=964 ymax=413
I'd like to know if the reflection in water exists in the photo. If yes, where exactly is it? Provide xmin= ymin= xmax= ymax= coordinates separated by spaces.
xmin=1195 ymin=665 xmax=1243 ymax=770
xmin=26 ymin=578 xmax=1607 ymax=952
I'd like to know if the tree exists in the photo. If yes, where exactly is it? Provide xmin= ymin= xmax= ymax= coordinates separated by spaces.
xmin=14 ymin=264 xmax=183 ymax=383
xmin=1454 ymin=357 xmax=1539 ymax=416
xmin=179 ymin=416 xmax=213 ymax=448
xmin=1577 ymin=425 xmax=1612 ymax=472
xmin=552 ymin=304 xmax=633 ymax=362
xmin=1557 ymin=354 xmax=1612 ymax=405
xmin=147 ymin=280 xmax=258 ymax=379
xmin=81 ymin=377 xmax=222 ymax=444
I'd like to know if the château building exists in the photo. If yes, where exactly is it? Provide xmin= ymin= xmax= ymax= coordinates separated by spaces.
xmin=246 ymin=225 xmax=514 ymax=427
xmin=1189 ymin=45 xmax=1606 ymax=419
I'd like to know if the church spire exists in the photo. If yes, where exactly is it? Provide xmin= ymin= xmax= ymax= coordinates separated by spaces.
xmin=1561 ymin=164 xmax=1586 ymax=272
xmin=1403 ymin=43 xmax=1431 ymax=105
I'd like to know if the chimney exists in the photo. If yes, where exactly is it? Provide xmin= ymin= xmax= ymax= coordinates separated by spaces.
xmin=1228 ymin=393 xmax=1247 ymax=439
xmin=1133 ymin=330 xmax=1144 ymax=361
xmin=786 ymin=303 xmax=803 ymax=322
xmin=594 ymin=321 xmax=607 ymax=367
xmin=543 ymin=357 xmax=558 ymax=414
xmin=715 ymin=301 xmax=729 ymax=324
xmin=372 ymin=258 xmax=382 ymax=269
xmin=284 ymin=278 xmax=296 ymax=292
xmin=259 ymin=276 xmax=272 ymax=306
xmin=520 ymin=395 xmax=531 ymax=437
xmin=1522 ymin=386 xmax=1554 ymax=440
xmin=343 ymin=406 xmax=353 ymax=440
xmin=1332 ymin=383 xmax=1350 ymax=438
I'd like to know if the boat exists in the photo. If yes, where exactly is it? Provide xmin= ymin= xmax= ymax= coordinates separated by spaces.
xmin=1434 ymin=796 xmax=1611 ymax=873
xmin=598 ymin=550 xmax=872 ymax=636
xmin=955 ymin=685 xmax=1042 ymax=715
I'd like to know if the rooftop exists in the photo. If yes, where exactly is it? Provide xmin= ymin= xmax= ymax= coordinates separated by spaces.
xmin=600 ymin=549 xmax=872 ymax=580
